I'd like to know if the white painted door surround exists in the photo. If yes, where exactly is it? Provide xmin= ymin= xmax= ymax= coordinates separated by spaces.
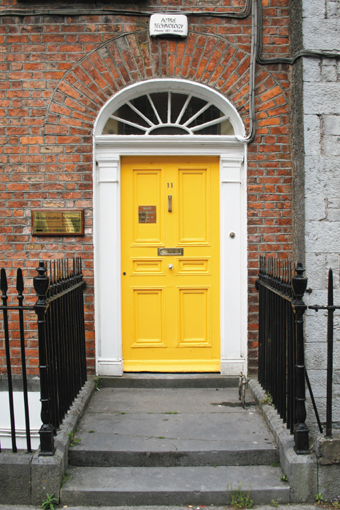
xmin=93 ymin=79 xmax=247 ymax=376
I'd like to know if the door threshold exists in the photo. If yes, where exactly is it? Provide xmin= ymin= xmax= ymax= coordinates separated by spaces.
xmin=98 ymin=373 xmax=239 ymax=388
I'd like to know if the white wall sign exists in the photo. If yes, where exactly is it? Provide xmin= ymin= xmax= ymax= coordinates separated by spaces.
xmin=150 ymin=14 xmax=188 ymax=38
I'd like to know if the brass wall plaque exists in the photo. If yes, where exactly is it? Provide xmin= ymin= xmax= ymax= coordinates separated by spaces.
xmin=158 ymin=248 xmax=184 ymax=256
xmin=139 ymin=206 xmax=156 ymax=223
xmin=32 ymin=210 xmax=84 ymax=236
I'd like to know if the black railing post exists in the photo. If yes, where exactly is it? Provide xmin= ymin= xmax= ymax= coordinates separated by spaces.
xmin=34 ymin=261 xmax=54 ymax=456
xmin=17 ymin=268 xmax=32 ymax=453
xmin=1 ymin=268 xmax=17 ymax=453
xmin=326 ymin=268 xmax=334 ymax=438
xmin=292 ymin=262 xmax=309 ymax=455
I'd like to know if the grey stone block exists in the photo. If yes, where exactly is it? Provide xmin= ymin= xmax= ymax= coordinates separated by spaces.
xmin=327 ymin=208 xmax=340 ymax=221
xmin=315 ymin=436 xmax=340 ymax=464
xmin=322 ymin=64 xmax=337 ymax=82
xmin=305 ymin=343 xmax=327 ymax=371
xmin=306 ymin=398 xmax=325 ymax=436
xmin=303 ymin=58 xmax=321 ymax=82
xmin=302 ymin=0 xmax=326 ymax=19
xmin=305 ymin=370 xmax=327 ymax=399
xmin=306 ymin=252 xmax=327 ymax=289
xmin=318 ymin=464 xmax=340 ymax=499
xmin=326 ymin=253 xmax=340 ymax=288
xmin=332 ymin=397 xmax=340 ymax=422
xmin=313 ymin=156 xmax=340 ymax=196
xmin=306 ymin=221 xmax=340 ymax=252
xmin=304 ymin=83 xmax=340 ymax=115
xmin=328 ymin=198 xmax=340 ymax=209
xmin=304 ymin=115 xmax=321 ymax=155
xmin=31 ymin=450 xmax=63 ymax=507
xmin=303 ymin=19 xmax=340 ymax=49
xmin=304 ymin=156 xmax=326 ymax=197
xmin=323 ymin=136 xmax=340 ymax=156
xmin=323 ymin=115 xmax=340 ymax=135
xmin=0 ymin=453 xmax=32 ymax=505
xmin=322 ymin=57 xmax=338 ymax=67
xmin=305 ymin=196 xmax=326 ymax=221
xmin=327 ymin=0 xmax=340 ymax=19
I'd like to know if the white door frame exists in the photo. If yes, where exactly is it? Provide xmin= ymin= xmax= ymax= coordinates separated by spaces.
xmin=93 ymin=79 xmax=247 ymax=376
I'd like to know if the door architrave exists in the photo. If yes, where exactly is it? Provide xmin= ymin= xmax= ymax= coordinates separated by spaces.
xmin=93 ymin=80 xmax=247 ymax=376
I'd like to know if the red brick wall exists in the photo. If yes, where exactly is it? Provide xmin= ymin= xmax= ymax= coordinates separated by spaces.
xmin=0 ymin=0 xmax=292 ymax=375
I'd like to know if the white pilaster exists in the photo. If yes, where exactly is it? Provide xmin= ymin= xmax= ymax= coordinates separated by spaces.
xmin=95 ymin=154 xmax=123 ymax=376
xmin=220 ymin=154 xmax=247 ymax=375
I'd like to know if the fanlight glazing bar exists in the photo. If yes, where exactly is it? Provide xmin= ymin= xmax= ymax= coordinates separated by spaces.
xmin=127 ymin=101 xmax=155 ymax=127
xmin=146 ymin=123 xmax=192 ymax=135
xmin=109 ymin=115 xmax=148 ymax=132
xmin=175 ymin=94 xmax=192 ymax=125
xmin=183 ymin=102 xmax=212 ymax=127
xmin=147 ymin=94 xmax=162 ymax=124
xmin=191 ymin=115 xmax=230 ymax=132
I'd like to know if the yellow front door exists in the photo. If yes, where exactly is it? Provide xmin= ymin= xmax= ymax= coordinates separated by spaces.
xmin=121 ymin=156 xmax=220 ymax=372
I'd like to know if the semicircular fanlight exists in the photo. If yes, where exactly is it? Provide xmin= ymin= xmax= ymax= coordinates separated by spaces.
xmin=102 ymin=91 xmax=234 ymax=136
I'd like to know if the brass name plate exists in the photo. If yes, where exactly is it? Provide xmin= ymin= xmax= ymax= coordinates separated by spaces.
xmin=139 ymin=206 xmax=156 ymax=223
xmin=32 ymin=210 xmax=84 ymax=236
xmin=158 ymin=248 xmax=184 ymax=256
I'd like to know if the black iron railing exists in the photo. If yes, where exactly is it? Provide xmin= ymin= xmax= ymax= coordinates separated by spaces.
xmin=1 ymin=268 xmax=32 ymax=453
xmin=309 ymin=268 xmax=339 ymax=438
xmin=256 ymin=256 xmax=311 ymax=454
xmin=0 ymin=258 xmax=86 ymax=455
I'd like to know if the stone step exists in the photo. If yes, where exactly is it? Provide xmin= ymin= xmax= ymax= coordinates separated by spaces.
xmin=69 ymin=387 xmax=278 ymax=468
xmin=98 ymin=374 xmax=239 ymax=389
xmin=61 ymin=465 xmax=290 ymax=507
xmin=69 ymin=446 xmax=278 ymax=468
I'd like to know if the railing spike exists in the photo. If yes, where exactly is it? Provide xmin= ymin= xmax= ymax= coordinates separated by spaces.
xmin=1 ymin=268 xmax=8 ymax=294
xmin=16 ymin=268 xmax=24 ymax=295
xmin=284 ymin=260 xmax=286 ymax=283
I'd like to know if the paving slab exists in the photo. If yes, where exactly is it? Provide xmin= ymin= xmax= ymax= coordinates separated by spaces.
xmin=69 ymin=388 xmax=278 ymax=467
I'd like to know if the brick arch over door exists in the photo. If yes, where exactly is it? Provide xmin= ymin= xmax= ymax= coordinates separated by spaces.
xmin=43 ymin=29 xmax=288 ymax=141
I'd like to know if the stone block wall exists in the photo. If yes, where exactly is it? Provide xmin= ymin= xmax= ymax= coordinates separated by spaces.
xmin=302 ymin=0 xmax=340 ymax=430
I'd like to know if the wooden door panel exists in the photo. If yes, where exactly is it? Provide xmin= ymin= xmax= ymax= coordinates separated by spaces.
xmin=178 ymin=169 xmax=209 ymax=244
xmin=133 ymin=169 xmax=163 ymax=245
xmin=178 ymin=287 xmax=211 ymax=347
xmin=132 ymin=288 xmax=165 ymax=348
